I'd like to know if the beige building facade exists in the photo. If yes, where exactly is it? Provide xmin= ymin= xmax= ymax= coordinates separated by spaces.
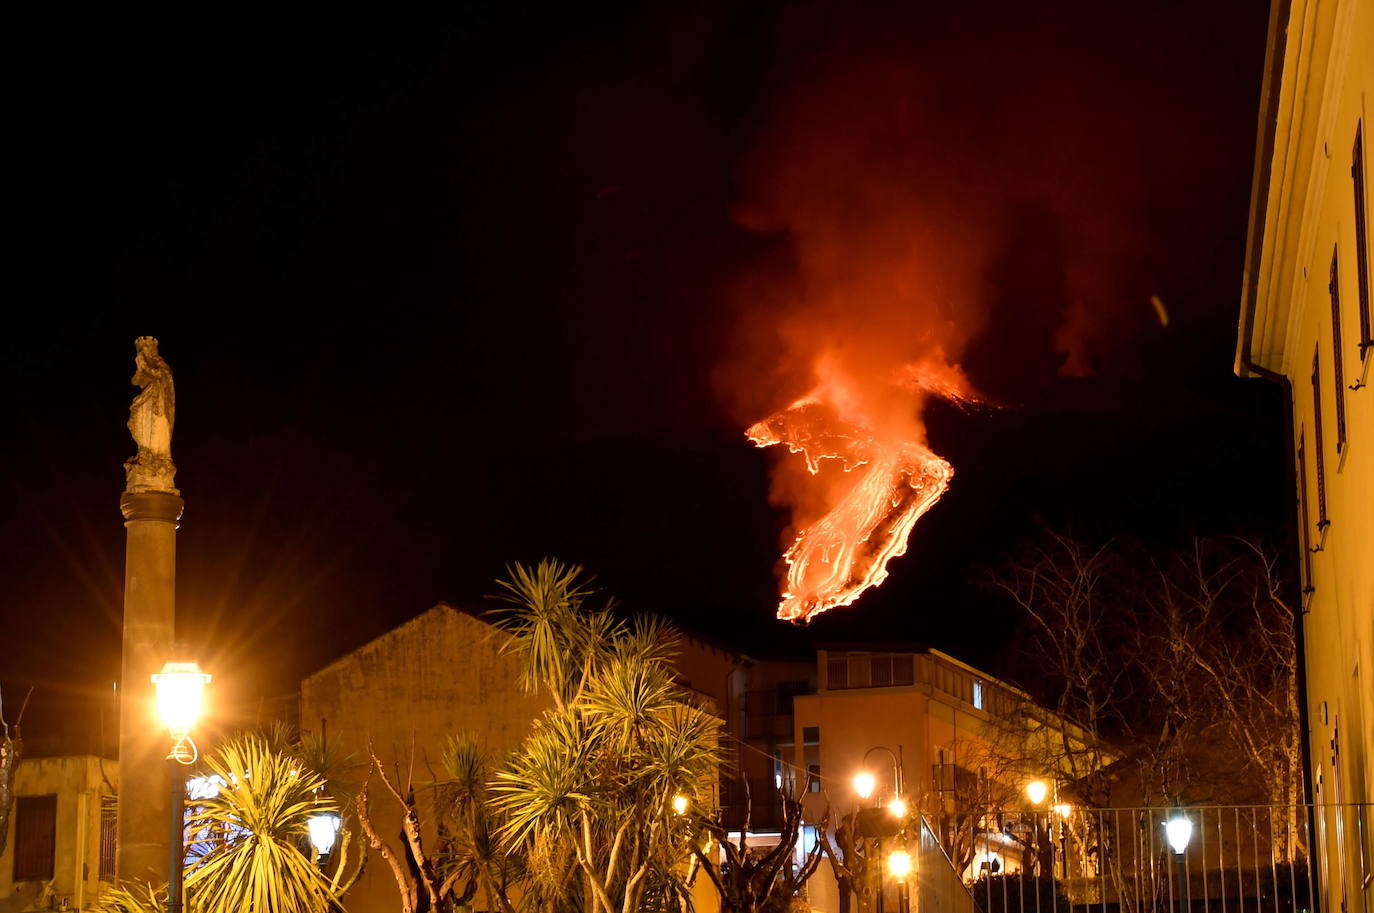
xmin=1238 ymin=0 xmax=1374 ymax=909
xmin=791 ymin=647 xmax=1080 ymax=913
xmin=0 ymin=756 xmax=116 ymax=913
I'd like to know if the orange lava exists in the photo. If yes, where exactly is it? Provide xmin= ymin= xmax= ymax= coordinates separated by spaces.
xmin=747 ymin=363 xmax=957 ymax=623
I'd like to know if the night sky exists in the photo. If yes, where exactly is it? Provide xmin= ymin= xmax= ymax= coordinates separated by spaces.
xmin=4 ymin=2 xmax=1285 ymax=752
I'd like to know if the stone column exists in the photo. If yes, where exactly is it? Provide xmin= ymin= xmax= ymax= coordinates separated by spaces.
xmin=115 ymin=490 xmax=183 ymax=884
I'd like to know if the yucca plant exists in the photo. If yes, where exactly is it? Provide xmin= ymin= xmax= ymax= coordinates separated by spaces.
xmin=183 ymin=733 xmax=344 ymax=913
xmin=490 ymin=560 xmax=722 ymax=913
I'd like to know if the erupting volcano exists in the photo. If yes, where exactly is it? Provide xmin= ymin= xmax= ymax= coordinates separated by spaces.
xmin=747 ymin=357 xmax=964 ymax=622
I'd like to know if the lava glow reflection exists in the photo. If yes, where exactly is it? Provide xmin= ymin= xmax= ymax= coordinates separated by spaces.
xmin=747 ymin=360 xmax=958 ymax=623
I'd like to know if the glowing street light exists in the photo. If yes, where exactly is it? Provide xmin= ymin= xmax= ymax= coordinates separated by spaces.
xmin=1025 ymin=780 xmax=1049 ymax=806
xmin=888 ymin=796 xmax=909 ymax=818
xmin=888 ymin=849 xmax=913 ymax=881
xmin=672 ymin=794 xmax=689 ymax=816
xmin=853 ymin=770 xmax=876 ymax=799
xmin=1165 ymin=813 xmax=1193 ymax=855
xmin=1052 ymin=803 xmax=1072 ymax=819
xmin=309 ymin=813 xmax=342 ymax=869
xmin=152 ymin=662 xmax=211 ymax=740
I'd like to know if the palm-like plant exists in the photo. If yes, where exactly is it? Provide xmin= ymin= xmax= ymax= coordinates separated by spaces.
xmin=183 ymin=733 xmax=344 ymax=913
xmin=490 ymin=560 xmax=722 ymax=913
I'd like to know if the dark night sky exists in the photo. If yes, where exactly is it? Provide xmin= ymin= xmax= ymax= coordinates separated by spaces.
xmin=4 ymin=2 xmax=1286 ymax=752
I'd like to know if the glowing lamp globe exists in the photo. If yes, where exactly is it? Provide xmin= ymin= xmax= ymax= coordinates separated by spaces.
xmin=309 ymin=813 xmax=342 ymax=856
xmin=853 ymin=771 xmax=876 ymax=799
xmin=888 ymin=796 xmax=909 ymax=818
xmin=888 ymin=849 xmax=913 ymax=881
xmin=672 ymin=795 xmax=689 ymax=816
xmin=1053 ymin=803 xmax=1073 ymax=819
xmin=151 ymin=662 xmax=211 ymax=736
xmin=1165 ymin=813 xmax=1193 ymax=855
xmin=1025 ymin=780 xmax=1049 ymax=806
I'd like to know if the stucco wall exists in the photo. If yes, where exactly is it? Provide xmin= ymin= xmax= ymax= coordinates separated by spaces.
xmin=0 ymin=756 xmax=116 ymax=913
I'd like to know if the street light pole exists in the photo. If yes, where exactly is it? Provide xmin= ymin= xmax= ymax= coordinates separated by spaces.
xmin=167 ymin=756 xmax=186 ymax=913
xmin=152 ymin=661 xmax=211 ymax=913
xmin=1165 ymin=810 xmax=1193 ymax=913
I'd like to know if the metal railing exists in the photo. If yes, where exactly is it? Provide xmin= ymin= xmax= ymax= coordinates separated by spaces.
xmin=919 ymin=804 xmax=1373 ymax=913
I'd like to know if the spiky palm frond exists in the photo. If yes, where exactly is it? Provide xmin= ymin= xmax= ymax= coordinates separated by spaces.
xmin=94 ymin=882 xmax=165 ymax=913
xmin=490 ymin=712 xmax=595 ymax=849
xmin=578 ymin=656 xmax=681 ymax=755
xmin=492 ymin=560 xmax=623 ymax=704
xmin=184 ymin=734 xmax=341 ymax=913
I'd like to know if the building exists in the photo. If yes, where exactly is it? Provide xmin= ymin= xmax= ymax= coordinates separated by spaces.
xmin=299 ymin=602 xmax=785 ymax=912
xmin=0 ymin=756 xmax=117 ymax=913
xmin=1237 ymin=0 xmax=1373 ymax=909
xmin=790 ymin=645 xmax=1102 ymax=913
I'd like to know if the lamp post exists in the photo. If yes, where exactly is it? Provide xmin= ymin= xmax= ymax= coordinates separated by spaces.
xmin=308 ymin=813 xmax=342 ymax=873
xmin=1165 ymin=810 xmax=1193 ymax=913
xmin=888 ymin=849 xmax=913 ymax=913
xmin=1025 ymin=780 xmax=1048 ymax=877
xmin=152 ymin=661 xmax=211 ymax=913
xmin=854 ymin=746 xmax=906 ymax=913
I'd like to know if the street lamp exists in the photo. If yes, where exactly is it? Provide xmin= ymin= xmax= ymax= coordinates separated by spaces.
xmin=888 ymin=849 xmax=913 ymax=913
xmin=1165 ymin=810 xmax=1192 ymax=913
xmin=1024 ymin=780 xmax=1048 ymax=877
xmin=853 ymin=770 xmax=877 ymax=799
xmin=308 ymin=813 xmax=342 ymax=871
xmin=671 ymin=794 xmax=689 ymax=816
xmin=888 ymin=796 xmax=909 ymax=818
xmin=151 ymin=661 xmax=211 ymax=913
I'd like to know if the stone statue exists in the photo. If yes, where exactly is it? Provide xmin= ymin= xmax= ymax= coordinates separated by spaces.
xmin=124 ymin=336 xmax=178 ymax=494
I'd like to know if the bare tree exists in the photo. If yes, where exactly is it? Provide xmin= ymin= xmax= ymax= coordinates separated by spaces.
xmin=690 ymin=776 xmax=827 ymax=913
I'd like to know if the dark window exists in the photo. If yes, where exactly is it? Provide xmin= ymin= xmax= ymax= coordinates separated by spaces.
xmin=802 ymin=725 xmax=820 ymax=745
xmin=1298 ymin=435 xmax=1316 ymax=593
xmin=1354 ymin=121 xmax=1372 ymax=357
xmin=1330 ymin=248 xmax=1348 ymax=452
xmin=13 ymin=795 xmax=57 ymax=882
xmin=826 ymin=656 xmax=848 ymax=690
xmin=870 ymin=654 xmax=893 ymax=687
xmin=99 ymin=804 xmax=117 ymax=879
xmin=892 ymin=654 xmax=915 ymax=686
xmin=1312 ymin=351 xmax=1329 ymax=529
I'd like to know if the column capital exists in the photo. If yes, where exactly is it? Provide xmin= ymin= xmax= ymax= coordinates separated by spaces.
xmin=120 ymin=490 xmax=185 ymax=524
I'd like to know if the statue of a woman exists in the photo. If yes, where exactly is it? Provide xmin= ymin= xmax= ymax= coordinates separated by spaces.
xmin=125 ymin=336 xmax=178 ymax=494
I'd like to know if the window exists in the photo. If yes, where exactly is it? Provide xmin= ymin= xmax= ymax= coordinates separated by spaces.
xmin=99 ymin=802 xmax=117 ymax=880
xmin=1298 ymin=434 xmax=1316 ymax=593
xmin=892 ymin=654 xmax=915 ymax=686
xmin=13 ymin=795 xmax=57 ymax=882
xmin=870 ymin=654 xmax=893 ymax=686
xmin=1330 ymin=248 xmax=1348 ymax=452
xmin=826 ymin=655 xmax=848 ymax=689
xmin=1311 ymin=351 xmax=1329 ymax=529
xmin=1354 ymin=121 xmax=1372 ymax=357
xmin=973 ymin=680 xmax=985 ymax=710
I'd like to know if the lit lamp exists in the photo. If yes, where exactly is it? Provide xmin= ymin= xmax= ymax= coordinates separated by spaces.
xmin=854 ymin=770 xmax=876 ymax=800
xmin=151 ymin=661 xmax=211 ymax=913
xmin=888 ymin=796 xmax=909 ymax=818
xmin=153 ymin=662 xmax=211 ymax=743
xmin=1024 ymin=780 xmax=1048 ymax=878
xmin=672 ymin=794 xmax=689 ymax=816
xmin=309 ymin=813 xmax=342 ymax=871
xmin=1165 ymin=810 xmax=1192 ymax=913
xmin=888 ymin=849 xmax=914 ymax=913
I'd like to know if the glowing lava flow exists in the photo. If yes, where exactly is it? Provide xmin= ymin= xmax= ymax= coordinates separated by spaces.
xmin=747 ymin=390 xmax=954 ymax=623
